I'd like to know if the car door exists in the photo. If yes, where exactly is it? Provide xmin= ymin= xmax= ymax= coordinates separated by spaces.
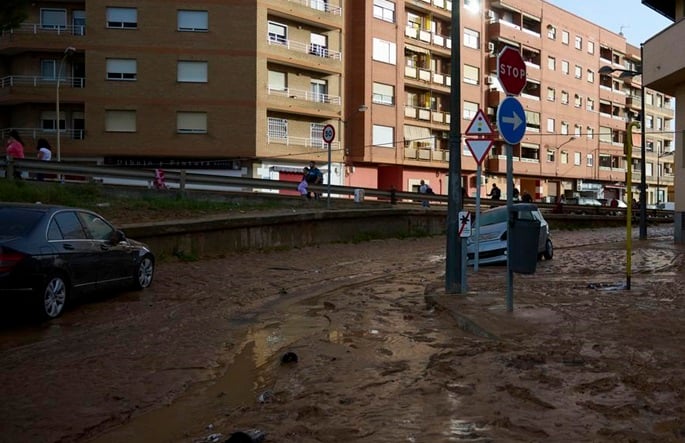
xmin=76 ymin=211 xmax=133 ymax=288
xmin=48 ymin=211 xmax=99 ymax=293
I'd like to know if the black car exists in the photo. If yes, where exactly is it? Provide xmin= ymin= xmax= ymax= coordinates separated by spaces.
xmin=0 ymin=203 xmax=155 ymax=320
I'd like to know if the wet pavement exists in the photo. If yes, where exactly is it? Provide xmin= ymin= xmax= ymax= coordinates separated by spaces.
xmin=1 ymin=225 xmax=684 ymax=442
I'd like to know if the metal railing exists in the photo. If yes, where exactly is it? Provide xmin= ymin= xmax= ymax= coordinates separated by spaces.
xmin=0 ymin=75 xmax=85 ymax=89
xmin=1 ymin=23 xmax=85 ymax=37
xmin=266 ymin=37 xmax=342 ymax=60
xmin=267 ymin=86 xmax=341 ymax=105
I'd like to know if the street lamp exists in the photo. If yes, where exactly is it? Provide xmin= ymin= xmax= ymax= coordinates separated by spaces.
xmin=56 ymin=46 xmax=76 ymax=163
xmin=599 ymin=44 xmax=647 ymax=239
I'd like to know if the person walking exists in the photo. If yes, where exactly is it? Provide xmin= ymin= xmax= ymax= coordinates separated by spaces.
xmin=298 ymin=167 xmax=311 ymax=199
xmin=305 ymin=161 xmax=323 ymax=199
xmin=487 ymin=183 xmax=501 ymax=200
xmin=419 ymin=179 xmax=432 ymax=207
xmin=35 ymin=138 xmax=53 ymax=181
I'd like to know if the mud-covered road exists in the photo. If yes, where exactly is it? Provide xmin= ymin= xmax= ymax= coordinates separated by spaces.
xmin=1 ymin=225 xmax=684 ymax=442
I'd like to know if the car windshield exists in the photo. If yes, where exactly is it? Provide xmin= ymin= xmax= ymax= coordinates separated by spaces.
xmin=479 ymin=208 xmax=508 ymax=226
xmin=0 ymin=208 xmax=45 ymax=237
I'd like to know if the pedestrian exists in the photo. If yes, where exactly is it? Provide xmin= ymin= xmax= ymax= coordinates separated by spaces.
xmin=513 ymin=187 xmax=520 ymax=201
xmin=305 ymin=161 xmax=323 ymax=199
xmin=35 ymin=138 xmax=52 ymax=181
xmin=298 ymin=167 xmax=311 ymax=199
xmin=6 ymin=129 xmax=25 ymax=179
xmin=487 ymin=183 xmax=501 ymax=200
xmin=521 ymin=191 xmax=533 ymax=203
xmin=419 ymin=179 xmax=432 ymax=207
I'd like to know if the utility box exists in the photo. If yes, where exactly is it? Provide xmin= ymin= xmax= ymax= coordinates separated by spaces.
xmin=509 ymin=216 xmax=540 ymax=274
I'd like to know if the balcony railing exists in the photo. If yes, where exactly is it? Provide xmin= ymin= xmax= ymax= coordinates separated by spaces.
xmin=404 ymin=106 xmax=450 ymax=125
xmin=267 ymin=134 xmax=340 ymax=150
xmin=1 ymin=23 xmax=85 ymax=37
xmin=404 ymin=27 xmax=451 ymax=50
xmin=267 ymin=86 xmax=341 ymax=105
xmin=287 ymin=0 xmax=342 ymax=15
xmin=267 ymin=37 xmax=341 ymax=60
xmin=0 ymin=75 xmax=85 ymax=89
xmin=404 ymin=65 xmax=451 ymax=87
xmin=1 ymin=127 xmax=85 ymax=141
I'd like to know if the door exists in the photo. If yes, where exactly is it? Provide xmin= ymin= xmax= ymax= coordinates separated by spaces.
xmin=48 ymin=211 xmax=98 ymax=293
xmin=72 ymin=10 xmax=85 ymax=35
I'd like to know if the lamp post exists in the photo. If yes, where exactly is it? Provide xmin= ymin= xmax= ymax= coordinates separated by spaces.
xmin=56 ymin=46 xmax=76 ymax=163
xmin=599 ymin=44 xmax=647 ymax=239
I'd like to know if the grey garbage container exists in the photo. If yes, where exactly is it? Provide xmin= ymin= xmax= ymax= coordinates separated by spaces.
xmin=509 ymin=217 xmax=541 ymax=274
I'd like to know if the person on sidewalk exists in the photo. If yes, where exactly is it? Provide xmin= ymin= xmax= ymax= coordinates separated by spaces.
xmin=487 ymin=183 xmax=501 ymax=200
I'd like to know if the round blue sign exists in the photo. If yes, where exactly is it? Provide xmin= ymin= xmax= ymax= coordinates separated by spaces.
xmin=496 ymin=97 xmax=526 ymax=145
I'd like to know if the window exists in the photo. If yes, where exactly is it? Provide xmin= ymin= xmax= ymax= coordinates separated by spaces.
xmin=463 ymin=101 xmax=478 ymax=120
xmin=106 ymin=59 xmax=136 ymax=81
xmin=373 ymin=0 xmax=395 ymax=23
xmin=547 ymin=56 xmax=555 ymax=70
xmin=310 ymin=123 xmax=326 ymax=149
xmin=309 ymin=33 xmax=328 ymax=57
xmin=646 ymin=115 xmax=653 ymax=129
xmin=547 ymin=118 xmax=555 ymax=132
xmin=41 ymin=111 xmax=65 ymax=131
xmin=574 ymin=65 xmax=582 ymax=79
xmin=464 ymin=0 xmax=480 ymax=11
xmin=561 ymin=122 xmax=569 ymax=135
xmin=587 ymin=126 xmax=594 ymax=139
xmin=267 ymin=117 xmax=287 ymax=140
xmin=547 ymin=87 xmax=555 ymax=101
xmin=525 ymin=111 xmax=540 ymax=131
xmin=561 ymin=91 xmax=569 ymax=105
xmin=587 ymin=69 xmax=594 ymax=83
xmin=561 ymin=30 xmax=569 ymax=45
xmin=574 ymin=124 xmax=582 ymax=137
xmin=587 ymin=153 xmax=594 ymax=167
xmin=656 ymin=117 xmax=663 ymax=130
xmin=177 ymin=61 xmax=208 ymax=83
xmin=310 ymin=79 xmax=328 ymax=102
xmin=560 ymin=151 xmax=568 ymax=164
xmin=52 ymin=212 xmax=87 ymax=240
xmin=463 ymin=65 xmax=479 ymax=85
xmin=586 ymin=98 xmax=595 ymax=111
xmin=373 ymin=82 xmax=395 ymax=105
xmin=574 ymin=152 xmax=581 ymax=166
xmin=105 ymin=110 xmax=136 ymax=132
xmin=40 ymin=60 xmax=65 ymax=80
xmin=561 ymin=60 xmax=569 ymax=75
xmin=373 ymin=38 xmax=396 ymax=64
xmin=372 ymin=124 xmax=394 ymax=148
xmin=463 ymin=28 xmax=479 ymax=49
xmin=268 ymin=70 xmax=286 ymax=91
xmin=547 ymin=25 xmax=556 ymax=39
xmin=268 ymin=21 xmax=287 ymax=44
xmin=40 ymin=8 xmax=67 ymax=29
xmin=575 ymin=36 xmax=582 ymax=50
xmin=177 ymin=112 xmax=208 ymax=134
xmin=574 ymin=94 xmax=582 ymax=108
xmin=178 ymin=10 xmax=208 ymax=31
xmin=587 ymin=41 xmax=594 ymax=54
xmin=599 ymin=126 xmax=611 ymax=143
xmin=106 ymin=7 xmax=137 ymax=29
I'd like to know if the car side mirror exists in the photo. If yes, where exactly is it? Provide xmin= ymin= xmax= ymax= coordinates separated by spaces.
xmin=111 ymin=230 xmax=127 ymax=244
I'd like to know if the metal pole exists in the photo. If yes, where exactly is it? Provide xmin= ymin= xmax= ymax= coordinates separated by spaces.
xmin=639 ymin=44 xmax=647 ymax=239
xmin=445 ymin=1 xmax=463 ymax=293
xmin=506 ymin=143 xmax=514 ymax=311
xmin=56 ymin=66 xmax=62 ymax=162
xmin=327 ymin=141 xmax=331 ymax=209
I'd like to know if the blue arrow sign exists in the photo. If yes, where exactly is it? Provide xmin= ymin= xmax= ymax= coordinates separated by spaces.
xmin=496 ymin=96 xmax=526 ymax=145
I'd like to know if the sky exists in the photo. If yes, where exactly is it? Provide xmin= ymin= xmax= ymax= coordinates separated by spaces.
xmin=545 ymin=0 xmax=673 ymax=45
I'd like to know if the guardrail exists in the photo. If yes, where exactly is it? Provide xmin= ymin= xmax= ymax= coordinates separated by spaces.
xmin=0 ymin=158 xmax=674 ymax=222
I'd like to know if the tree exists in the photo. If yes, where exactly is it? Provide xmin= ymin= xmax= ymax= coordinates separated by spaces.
xmin=0 ymin=0 xmax=30 ymax=32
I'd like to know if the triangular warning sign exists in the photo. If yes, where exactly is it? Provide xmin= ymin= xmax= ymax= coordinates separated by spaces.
xmin=465 ymin=139 xmax=494 ymax=165
xmin=465 ymin=109 xmax=494 ymax=136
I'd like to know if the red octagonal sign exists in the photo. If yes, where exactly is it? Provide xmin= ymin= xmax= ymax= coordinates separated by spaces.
xmin=497 ymin=47 xmax=526 ymax=96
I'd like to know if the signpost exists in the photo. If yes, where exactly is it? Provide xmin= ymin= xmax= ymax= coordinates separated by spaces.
xmin=496 ymin=47 xmax=527 ymax=312
xmin=465 ymin=109 xmax=495 ymax=271
xmin=322 ymin=124 xmax=335 ymax=208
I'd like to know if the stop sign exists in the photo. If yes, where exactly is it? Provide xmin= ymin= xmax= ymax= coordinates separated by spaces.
xmin=497 ymin=47 xmax=526 ymax=96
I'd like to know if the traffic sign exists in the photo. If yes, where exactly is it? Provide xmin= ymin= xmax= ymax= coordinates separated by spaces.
xmin=322 ymin=124 xmax=335 ymax=143
xmin=458 ymin=211 xmax=472 ymax=238
xmin=465 ymin=109 xmax=495 ymax=136
xmin=497 ymin=47 xmax=526 ymax=96
xmin=496 ymin=96 xmax=526 ymax=145
xmin=465 ymin=139 xmax=494 ymax=165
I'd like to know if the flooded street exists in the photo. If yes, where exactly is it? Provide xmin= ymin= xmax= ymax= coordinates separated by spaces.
xmin=1 ymin=225 xmax=684 ymax=442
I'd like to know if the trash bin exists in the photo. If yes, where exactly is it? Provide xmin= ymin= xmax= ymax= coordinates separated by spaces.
xmin=354 ymin=188 xmax=365 ymax=203
xmin=509 ymin=217 xmax=540 ymax=274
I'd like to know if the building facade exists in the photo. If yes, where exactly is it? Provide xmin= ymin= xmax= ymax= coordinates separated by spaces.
xmin=642 ymin=0 xmax=684 ymax=243
xmin=0 ymin=0 xmax=675 ymax=206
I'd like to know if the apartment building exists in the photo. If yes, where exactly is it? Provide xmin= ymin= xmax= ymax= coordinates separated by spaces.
xmin=0 ymin=0 xmax=344 ymax=184
xmin=642 ymin=0 xmax=684 ymax=243
xmin=0 ymin=0 xmax=675 ymax=205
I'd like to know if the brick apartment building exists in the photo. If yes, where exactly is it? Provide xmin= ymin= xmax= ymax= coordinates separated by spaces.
xmin=0 ymin=0 xmax=675 ymax=206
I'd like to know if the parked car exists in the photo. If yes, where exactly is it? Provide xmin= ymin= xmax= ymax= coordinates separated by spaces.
xmin=466 ymin=203 xmax=553 ymax=265
xmin=0 ymin=203 xmax=155 ymax=320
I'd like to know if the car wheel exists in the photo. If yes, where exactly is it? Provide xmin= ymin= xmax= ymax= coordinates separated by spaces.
xmin=133 ymin=255 xmax=154 ymax=290
xmin=543 ymin=239 xmax=554 ymax=260
xmin=37 ymin=275 xmax=68 ymax=320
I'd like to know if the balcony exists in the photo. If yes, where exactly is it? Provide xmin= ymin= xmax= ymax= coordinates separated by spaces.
xmin=404 ymin=66 xmax=451 ymax=91
xmin=404 ymin=106 xmax=450 ymax=126
xmin=265 ymin=0 xmax=342 ymax=30
xmin=267 ymin=86 xmax=340 ymax=105
xmin=404 ymin=27 xmax=451 ymax=53
xmin=266 ymin=36 xmax=342 ymax=73
xmin=266 ymin=134 xmax=340 ymax=152
xmin=0 ymin=23 xmax=85 ymax=51
xmin=0 ymin=75 xmax=85 ymax=103
xmin=403 ymin=147 xmax=449 ymax=163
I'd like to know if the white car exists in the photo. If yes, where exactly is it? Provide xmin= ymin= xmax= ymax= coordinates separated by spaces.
xmin=467 ymin=203 xmax=553 ymax=265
